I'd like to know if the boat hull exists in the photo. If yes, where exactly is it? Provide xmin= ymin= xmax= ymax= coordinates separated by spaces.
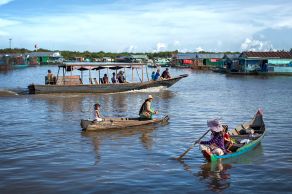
xmin=201 ymin=110 xmax=265 ymax=162
xmin=81 ymin=115 xmax=169 ymax=131
xmin=28 ymin=74 xmax=188 ymax=94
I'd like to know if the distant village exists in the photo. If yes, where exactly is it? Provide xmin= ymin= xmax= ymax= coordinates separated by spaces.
xmin=1 ymin=49 xmax=292 ymax=75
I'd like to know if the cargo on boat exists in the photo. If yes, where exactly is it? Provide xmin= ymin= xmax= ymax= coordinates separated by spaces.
xmin=201 ymin=110 xmax=266 ymax=162
xmin=28 ymin=62 xmax=188 ymax=94
xmin=81 ymin=115 xmax=169 ymax=131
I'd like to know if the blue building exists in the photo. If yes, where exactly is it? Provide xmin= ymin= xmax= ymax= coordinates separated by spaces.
xmin=238 ymin=51 xmax=292 ymax=74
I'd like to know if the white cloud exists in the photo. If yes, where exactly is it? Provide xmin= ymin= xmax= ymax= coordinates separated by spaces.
xmin=240 ymin=38 xmax=275 ymax=51
xmin=195 ymin=47 xmax=204 ymax=52
xmin=153 ymin=42 xmax=167 ymax=52
xmin=0 ymin=0 xmax=13 ymax=6
xmin=0 ymin=18 xmax=19 ymax=37
xmin=1 ymin=0 xmax=292 ymax=51
xmin=124 ymin=45 xmax=137 ymax=53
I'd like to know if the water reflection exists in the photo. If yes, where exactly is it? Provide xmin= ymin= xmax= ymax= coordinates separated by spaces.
xmin=30 ymin=89 xmax=175 ymax=119
xmin=179 ymin=144 xmax=264 ymax=192
xmin=81 ymin=125 xmax=158 ymax=163
xmin=197 ymin=161 xmax=232 ymax=192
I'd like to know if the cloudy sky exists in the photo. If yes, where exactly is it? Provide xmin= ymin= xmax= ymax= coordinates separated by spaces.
xmin=0 ymin=0 xmax=292 ymax=52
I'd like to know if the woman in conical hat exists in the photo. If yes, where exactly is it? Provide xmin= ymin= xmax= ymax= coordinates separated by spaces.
xmin=139 ymin=95 xmax=158 ymax=120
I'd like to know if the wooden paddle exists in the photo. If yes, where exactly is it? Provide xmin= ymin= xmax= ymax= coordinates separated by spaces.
xmin=176 ymin=129 xmax=210 ymax=160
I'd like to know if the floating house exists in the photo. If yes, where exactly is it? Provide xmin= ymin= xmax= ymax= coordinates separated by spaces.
xmin=236 ymin=51 xmax=292 ymax=74
xmin=115 ymin=55 xmax=148 ymax=63
xmin=115 ymin=56 xmax=132 ymax=63
xmin=130 ymin=54 xmax=148 ymax=63
xmin=26 ymin=52 xmax=63 ymax=65
xmin=0 ymin=53 xmax=27 ymax=68
xmin=171 ymin=53 xmax=225 ymax=69
xmin=102 ymin=57 xmax=114 ymax=62
xmin=171 ymin=53 xmax=196 ymax=68
xmin=223 ymin=54 xmax=240 ymax=71
xmin=153 ymin=58 xmax=171 ymax=67
xmin=196 ymin=53 xmax=225 ymax=69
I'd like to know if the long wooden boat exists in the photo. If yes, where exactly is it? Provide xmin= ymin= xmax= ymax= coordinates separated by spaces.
xmin=201 ymin=110 xmax=266 ymax=162
xmin=28 ymin=62 xmax=188 ymax=94
xmin=28 ymin=74 xmax=187 ymax=94
xmin=81 ymin=115 xmax=169 ymax=131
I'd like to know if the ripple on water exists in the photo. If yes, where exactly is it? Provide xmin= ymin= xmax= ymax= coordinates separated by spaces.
xmin=1 ymin=67 xmax=292 ymax=193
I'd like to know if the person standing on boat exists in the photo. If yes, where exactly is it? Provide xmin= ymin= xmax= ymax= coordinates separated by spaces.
xmin=94 ymin=103 xmax=103 ymax=122
xmin=139 ymin=95 xmax=158 ymax=120
xmin=153 ymin=69 xmax=160 ymax=81
xmin=198 ymin=119 xmax=227 ymax=156
xmin=111 ymin=72 xmax=117 ymax=83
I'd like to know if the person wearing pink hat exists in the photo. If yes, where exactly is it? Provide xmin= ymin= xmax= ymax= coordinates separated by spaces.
xmin=198 ymin=119 xmax=227 ymax=156
xmin=139 ymin=95 xmax=158 ymax=120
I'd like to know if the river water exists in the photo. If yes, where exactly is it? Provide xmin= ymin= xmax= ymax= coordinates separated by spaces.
xmin=0 ymin=66 xmax=292 ymax=193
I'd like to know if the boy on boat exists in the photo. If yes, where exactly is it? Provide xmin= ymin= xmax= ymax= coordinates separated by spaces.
xmin=94 ymin=103 xmax=103 ymax=122
xmin=198 ymin=119 xmax=227 ymax=156
xmin=139 ymin=95 xmax=158 ymax=120
xmin=222 ymin=125 xmax=233 ymax=153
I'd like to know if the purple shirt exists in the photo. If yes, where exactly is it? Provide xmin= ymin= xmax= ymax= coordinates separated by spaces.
xmin=200 ymin=133 xmax=226 ymax=153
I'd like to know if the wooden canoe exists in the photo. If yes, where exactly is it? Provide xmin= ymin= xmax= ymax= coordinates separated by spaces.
xmin=201 ymin=110 xmax=266 ymax=162
xmin=28 ymin=74 xmax=188 ymax=94
xmin=81 ymin=115 xmax=169 ymax=131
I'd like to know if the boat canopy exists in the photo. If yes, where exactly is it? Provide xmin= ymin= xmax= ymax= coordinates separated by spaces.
xmin=60 ymin=62 xmax=145 ymax=71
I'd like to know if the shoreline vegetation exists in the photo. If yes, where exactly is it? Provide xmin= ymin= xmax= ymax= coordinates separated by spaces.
xmin=0 ymin=48 xmax=243 ymax=60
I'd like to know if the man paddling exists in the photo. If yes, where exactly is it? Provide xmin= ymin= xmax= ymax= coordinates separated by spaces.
xmin=139 ymin=95 xmax=158 ymax=120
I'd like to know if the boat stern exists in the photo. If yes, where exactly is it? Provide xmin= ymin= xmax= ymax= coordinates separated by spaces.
xmin=28 ymin=84 xmax=36 ymax=94
xmin=80 ymin=119 xmax=92 ymax=130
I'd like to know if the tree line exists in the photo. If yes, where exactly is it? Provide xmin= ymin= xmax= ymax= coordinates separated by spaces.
xmin=2 ymin=48 xmax=291 ymax=60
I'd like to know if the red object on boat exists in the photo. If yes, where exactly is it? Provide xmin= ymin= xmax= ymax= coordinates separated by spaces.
xmin=183 ymin=59 xmax=192 ymax=64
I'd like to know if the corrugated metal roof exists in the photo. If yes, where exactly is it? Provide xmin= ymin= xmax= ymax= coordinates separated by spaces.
xmin=0 ymin=53 xmax=24 ymax=57
xmin=241 ymin=51 xmax=292 ymax=59
xmin=176 ymin=53 xmax=197 ymax=59
xmin=25 ymin=52 xmax=61 ymax=57
xmin=225 ymin=54 xmax=240 ymax=59
xmin=176 ymin=53 xmax=225 ymax=59
xmin=130 ymin=54 xmax=148 ymax=59
xmin=197 ymin=53 xmax=224 ymax=59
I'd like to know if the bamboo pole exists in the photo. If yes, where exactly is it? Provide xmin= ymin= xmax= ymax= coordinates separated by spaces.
xmin=146 ymin=65 xmax=150 ymax=81
xmin=98 ymin=70 xmax=101 ymax=84
xmin=142 ymin=65 xmax=144 ymax=82
xmin=89 ymin=68 xmax=92 ymax=84
xmin=132 ymin=65 xmax=134 ymax=81
xmin=63 ymin=67 xmax=65 ymax=85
